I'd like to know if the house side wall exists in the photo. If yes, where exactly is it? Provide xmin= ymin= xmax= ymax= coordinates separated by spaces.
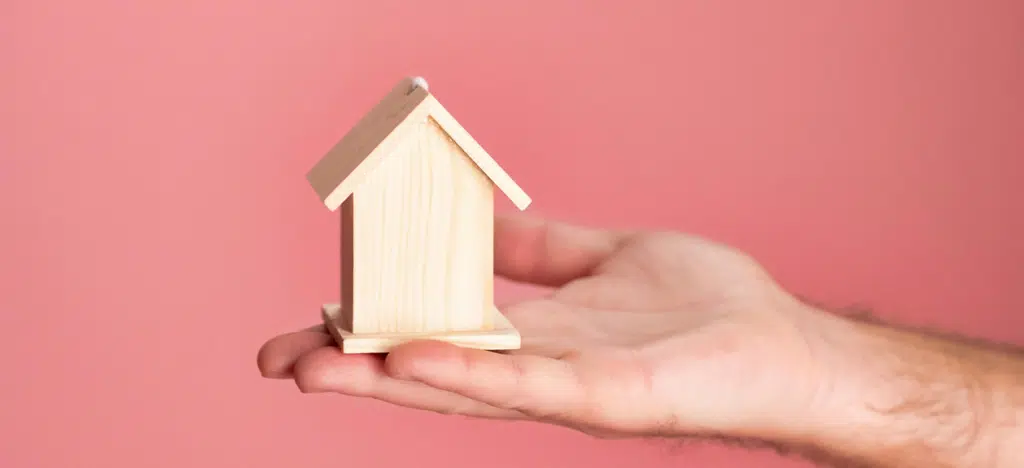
xmin=339 ymin=198 xmax=354 ymax=332
xmin=348 ymin=117 xmax=494 ymax=334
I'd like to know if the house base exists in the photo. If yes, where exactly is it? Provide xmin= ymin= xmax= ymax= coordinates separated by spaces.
xmin=320 ymin=304 xmax=522 ymax=354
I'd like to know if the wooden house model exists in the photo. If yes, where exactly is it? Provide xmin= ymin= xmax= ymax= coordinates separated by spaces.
xmin=305 ymin=76 xmax=531 ymax=354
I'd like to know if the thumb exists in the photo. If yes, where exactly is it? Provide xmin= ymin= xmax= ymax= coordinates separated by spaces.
xmin=495 ymin=213 xmax=633 ymax=287
xmin=384 ymin=341 xmax=586 ymax=422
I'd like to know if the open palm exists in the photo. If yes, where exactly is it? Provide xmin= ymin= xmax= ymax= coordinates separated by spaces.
xmin=258 ymin=214 xmax=829 ymax=440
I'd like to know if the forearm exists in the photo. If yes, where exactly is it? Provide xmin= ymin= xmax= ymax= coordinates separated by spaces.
xmin=793 ymin=310 xmax=1024 ymax=467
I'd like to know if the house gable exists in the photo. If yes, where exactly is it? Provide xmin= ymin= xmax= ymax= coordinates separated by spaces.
xmin=305 ymin=77 xmax=532 ymax=212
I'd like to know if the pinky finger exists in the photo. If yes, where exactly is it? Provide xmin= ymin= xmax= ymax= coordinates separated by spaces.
xmin=384 ymin=340 xmax=588 ymax=423
xmin=292 ymin=347 xmax=524 ymax=421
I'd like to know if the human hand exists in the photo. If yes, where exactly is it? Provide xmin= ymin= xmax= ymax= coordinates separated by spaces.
xmin=257 ymin=214 xmax=837 ymax=442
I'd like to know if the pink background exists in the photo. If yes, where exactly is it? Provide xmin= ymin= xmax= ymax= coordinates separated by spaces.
xmin=4 ymin=1 xmax=1022 ymax=467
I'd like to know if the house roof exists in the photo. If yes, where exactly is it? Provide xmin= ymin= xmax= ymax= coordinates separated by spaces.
xmin=306 ymin=76 xmax=532 ymax=212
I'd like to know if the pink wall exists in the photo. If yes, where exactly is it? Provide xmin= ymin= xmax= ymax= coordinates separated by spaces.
xmin=4 ymin=1 xmax=1022 ymax=467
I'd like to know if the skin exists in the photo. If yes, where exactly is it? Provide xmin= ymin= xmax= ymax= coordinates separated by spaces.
xmin=257 ymin=213 xmax=1024 ymax=467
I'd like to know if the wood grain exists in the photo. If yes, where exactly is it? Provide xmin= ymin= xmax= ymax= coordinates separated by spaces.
xmin=322 ymin=304 xmax=520 ymax=354
xmin=307 ymin=77 xmax=531 ymax=351
xmin=305 ymin=76 xmax=531 ymax=213
xmin=306 ymin=78 xmax=432 ymax=211
xmin=343 ymin=117 xmax=494 ymax=334
xmin=425 ymin=96 xmax=532 ymax=211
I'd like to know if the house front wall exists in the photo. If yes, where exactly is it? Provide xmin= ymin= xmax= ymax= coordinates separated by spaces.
xmin=343 ymin=117 xmax=494 ymax=334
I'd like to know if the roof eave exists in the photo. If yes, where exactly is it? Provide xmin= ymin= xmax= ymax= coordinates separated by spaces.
xmin=306 ymin=78 xmax=433 ymax=211
xmin=305 ymin=77 xmax=532 ymax=212
xmin=424 ymin=97 xmax=532 ymax=211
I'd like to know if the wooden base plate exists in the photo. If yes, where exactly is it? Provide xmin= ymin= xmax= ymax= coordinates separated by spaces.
xmin=320 ymin=304 xmax=521 ymax=354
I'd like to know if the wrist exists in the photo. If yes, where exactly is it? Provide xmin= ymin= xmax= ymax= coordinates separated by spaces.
xmin=788 ymin=306 xmax=1005 ymax=467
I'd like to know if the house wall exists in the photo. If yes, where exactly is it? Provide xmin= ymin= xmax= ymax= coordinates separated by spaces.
xmin=347 ymin=117 xmax=494 ymax=334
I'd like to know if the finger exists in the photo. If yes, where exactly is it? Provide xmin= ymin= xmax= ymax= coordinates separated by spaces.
xmin=385 ymin=340 xmax=588 ymax=422
xmin=494 ymin=213 xmax=632 ymax=287
xmin=292 ymin=346 xmax=523 ymax=420
xmin=257 ymin=325 xmax=334 ymax=379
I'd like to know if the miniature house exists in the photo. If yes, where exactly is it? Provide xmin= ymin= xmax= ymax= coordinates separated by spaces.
xmin=305 ymin=76 xmax=531 ymax=353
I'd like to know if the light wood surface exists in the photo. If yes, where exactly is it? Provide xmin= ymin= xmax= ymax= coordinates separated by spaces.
xmin=306 ymin=77 xmax=432 ymax=211
xmin=306 ymin=76 xmax=531 ymax=352
xmin=305 ymin=77 xmax=532 ymax=212
xmin=322 ymin=304 xmax=520 ymax=354
xmin=342 ymin=117 xmax=494 ymax=334
xmin=425 ymin=97 xmax=531 ymax=210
